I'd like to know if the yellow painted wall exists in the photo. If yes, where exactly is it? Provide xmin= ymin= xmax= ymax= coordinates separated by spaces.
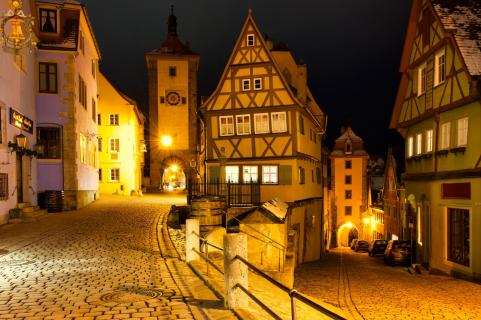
xmin=98 ymin=74 xmax=144 ymax=195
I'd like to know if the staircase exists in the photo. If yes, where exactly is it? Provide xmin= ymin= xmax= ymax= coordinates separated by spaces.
xmin=17 ymin=202 xmax=48 ymax=220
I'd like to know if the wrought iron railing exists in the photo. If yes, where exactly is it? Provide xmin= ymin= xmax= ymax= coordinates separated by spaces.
xmin=188 ymin=179 xmax=260 ymax=207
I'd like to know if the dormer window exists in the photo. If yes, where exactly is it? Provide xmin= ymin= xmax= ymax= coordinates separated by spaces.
xmin=39 ymin=8 xmax=57 ymax=33
xmin=345 ymin=140 xmax=352 ymax=154
xmin=247 ymin=34 xmax=255 ymax=46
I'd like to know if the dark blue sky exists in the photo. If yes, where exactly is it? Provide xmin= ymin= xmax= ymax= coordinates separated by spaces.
xmin=82 ymin=0 xmax=412 ymax=154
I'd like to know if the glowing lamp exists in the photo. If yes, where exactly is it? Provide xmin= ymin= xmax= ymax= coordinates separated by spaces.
xmin=161 ymin=135 xmax=172 ymax=147
xmin=171 ymin=165 xmax=178 ymax=172
xmin=16 ymin=133 xmax=27 ymax=149
xmin=363 ymin=217 xmax=371 ymax=224
xmin=345 ymin=222 xmax=353 ymax=229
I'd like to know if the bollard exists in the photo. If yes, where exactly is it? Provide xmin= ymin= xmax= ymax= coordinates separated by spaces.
xmin=186 ymin=219 xmax=200 ymax=263
xmin=223 ymin=233 xmax=248 ymax=309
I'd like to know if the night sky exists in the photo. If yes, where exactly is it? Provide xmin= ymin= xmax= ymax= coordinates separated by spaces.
xmin=82 ymin=0 xmax=412 ymax=155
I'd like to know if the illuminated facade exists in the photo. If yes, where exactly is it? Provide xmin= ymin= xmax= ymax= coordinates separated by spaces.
xmin=0 ymin=0 xmax=37 ymax=225
xmin=35 ymin=0 xmax=100 ymax=209
xmin=146 ymin=8 xmax=200 ymax=190
xmin=98 ymin=73 xmax=144 ymax=195
xmin=330 ymin=127 xmax=369 ymax=247
xmin=391 ymin=0 xmax=481 ymax=277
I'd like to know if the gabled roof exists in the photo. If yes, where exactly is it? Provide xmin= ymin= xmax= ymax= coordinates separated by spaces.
xmin=331 ymin=127 xmax=368 ymax=157
xmin=432 ymin=0 xmax=481 ymax=76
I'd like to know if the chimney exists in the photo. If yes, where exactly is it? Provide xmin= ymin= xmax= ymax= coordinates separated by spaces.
xmin=297 ymin=63 xmax=307 ymax=103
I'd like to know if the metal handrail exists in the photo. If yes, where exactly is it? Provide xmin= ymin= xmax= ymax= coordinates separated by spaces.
xmin=232 ymin=216 xmax=286 ymax=250
xmin=234 ymin=283 xmax=282 ymax=320
xmin=234 ymin=255 xmax=347 ymax=320
xmin=192 ymin=231 xmax=224 ymax=251
xmin=193 ymin=248 xmax=224 ymax=275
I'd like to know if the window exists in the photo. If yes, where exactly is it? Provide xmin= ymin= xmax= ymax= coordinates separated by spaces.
xmin=78 ymin=76 xmax=87 ymax=108
xmin=416 ymin=133 xmax=423 ymax=155
xmin=39 ymin=62 xmax=57 ymax=93
xmin=219 ymin=116 xmax=234 ymax=136
xmin=271 ymin=112 xmax=287 ymax=133
xmin=345 ymin=175 xmax=352 ymax=184
xmin=434 ymin=50 xmax=446 ymax=86
xmin=160 ymin=96 xmax=165 ymax=104
xmin=98 ymin=137 xmax=102 ymax=152
xmin=262 ymin=165 xmax=278 ymax=184
xmin=242 ymin=166 xmax=258 ymax=183
xmin=98 ymin=168 xmax=102 ymax=181
xmin=254 ymin=78 xmax=262 ymax=90
xmin=39 ymin=8 xmax=57 ymax=33
xmin=299 ymin=115 xmax=304 ymax=134
xmin=109 ymin=114 xmax=119 ymax=126
xmin=247 ymin=34 xmax=255 ymax=46
xmin=316 ymin=167 xmax=321 ymax=184
xmin=345 ymin=140 xmax=352 ymax=154
xmin=426 ymin=129 xmax=433 ymax=153
xmin=417 ymin=206 xmax=423 ymax=246
xmin=110 ymin=168 xmax=120 ymax=182
xmin=226 ymin=166 xmax=239 ymax=183
xmin=109 ymin=138 xmax=120 ymax=153
xmin=79 ymin=31 xmax=84 ymax=55
xmin=448 ymin=208 xmax=470 ymax=266
xmin=89 ymin=141 xmax=96 ymax=167
xmin=457 ymin=117 xmax=468 ymax=146
xmin=345 ymin=206 xmax=352 ymax=216
xmin=418 ymin=63 xmax=427 ymax=96
xmin=254 ymin=113 xmax=269 ymax=134
xmin=345 ymin=190 xmax=352 ymax=199
xmin=407 ymin=136 xmax=414 ymax=157
xmin=80 ymin=134 xmax=87 ymax=164
xmin=92 ymin=99 xmax=96 ymax=122
xmin=242 ymin=79 xmax=251 ymax=91
xmin=345 ymin=160 xmax=352 ymax=169
xmin=91 ymin=60 xmax=96 ymax=78
xmin=440 ymin=122 xmax=450 ymax=149
xmin=236 ymin=114 xmax=251 ymax=135
xmin=181 ymin=97 xmax=187 ymax=104
xmin=0 ymin=173 xmax=8 ymax=201
xmin=169 ymin=66 xmax=176 ymax=77
xmin=97 ymin=114 xmax=101 ymax=125
xmin=298 ymin=167 xmax=305 ymax=184
xmin=37 ymin=127 xmax=61 ymax=159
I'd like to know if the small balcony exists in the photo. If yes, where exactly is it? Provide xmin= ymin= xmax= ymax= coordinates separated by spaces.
xmin=188 ymin=179 xmax=261 ymax=207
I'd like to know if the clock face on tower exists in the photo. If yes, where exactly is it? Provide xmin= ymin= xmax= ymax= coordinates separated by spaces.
xmin=166 ymin=91 xmax=180 ymax=106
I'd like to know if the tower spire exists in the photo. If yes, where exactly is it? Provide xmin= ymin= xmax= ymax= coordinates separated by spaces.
xmin=168 ymin=5 xmax=177 ymax=37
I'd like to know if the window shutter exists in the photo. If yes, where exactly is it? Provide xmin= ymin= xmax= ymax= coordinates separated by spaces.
xmin=278 ymin=165 xmax=292 ymax=185
xmin=209 ymin=166 xmax=220 ymax=181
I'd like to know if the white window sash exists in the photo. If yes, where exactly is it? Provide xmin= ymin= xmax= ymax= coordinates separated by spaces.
xmin=426 ymin=129 xmax=433 ymax=153
xmin=254 ymin=78 xmax=262 ymax=90
xmin=418 ymin=64 xmax=426 ymax=96
xmin=225 ymin=166 xmax=239 ymax=183
xmin=236 ymin=114 xmax=250 ymax=135
xmin=416 ymin=133 xmax=423 ymax=155
xmin=434 ymin=50 xmax=446 ymax=86
xmin=271 ymin=112 xmax=287 ymax=133
xmin=262 ymin=166 xmax=278 ymax=184
xmin=457 ymin=117 xmax=468 ymax=146
xmin=254 ymin=113 xmax=269 ymax=134
xmin=407 ymin=136 xmax=414 ymax=157
xmin=441 ymin=122 xmax=451 ymax=149
xmin=219 ymin=116 xmax=234 ymax=136
xmin=242 ymin=166 xmax=258 ymax=183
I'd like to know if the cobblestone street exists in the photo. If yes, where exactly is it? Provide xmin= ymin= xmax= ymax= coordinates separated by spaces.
xmin=295 ymin=247 xmax=481 ymax=320
xmin=0 ymin=194 xmax=236 ymax=320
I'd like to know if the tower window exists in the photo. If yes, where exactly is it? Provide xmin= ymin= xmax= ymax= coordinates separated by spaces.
xmin=169 ymin=66 xmax=176 ymax=77
xmin=247 ymin=34 xmax=255 ymax=46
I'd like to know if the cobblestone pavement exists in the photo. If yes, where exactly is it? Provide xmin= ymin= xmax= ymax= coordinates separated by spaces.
xmin=295 ymin=247 xmax=481 ymax=320
xmin=0 ymin=194 xmax=237 ymax=320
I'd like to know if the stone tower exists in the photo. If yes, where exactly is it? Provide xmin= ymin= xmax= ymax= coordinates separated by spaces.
xmin=146 ymin=7 xmax=200 ymax=189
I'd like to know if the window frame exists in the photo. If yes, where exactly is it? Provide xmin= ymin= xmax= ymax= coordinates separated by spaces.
xmin=457 ymin=117 xmax=468 ymax=147
xmin=169 ymin=66 xmax=177 ymax=77
xmin=254 ymin=113 xmax=270 ymax=134
xmin=426 ymin=129 xmax=433 ymax=153
xmin=298 ymin=166 xmax=305 ymax=184
xmin=235 ymin=114 xmax=251 ymax=135
xmin=242 ymin=79 xmax=251 ymax=91
xmin=345 ymin=206 xmax=352 ymax=216
xmin=39 ymin=8 xmax=58 ymax=33
xmin=108 ymin=137 xmax=120 ymax=153
xmin=434 ymin=49 xmax=446 ymax=86
xmin=416 ymin=133 xmax=423 ymax=155
xmin=37 ymin=126 xmax=62 ymax=160
xmin=407 ymin=136 xmax=414 ymax=157
xmin=242 ymin=165 xmax=258 ymax=183
xmin=225 ymin=165 xmax=239 ymax=183
xmin=262 ymin=165 xmax=278 ymax=184
xmin=345 ymin=160 xmax=352 ymax=169
xmin=271 ymin=112 xmax=287 ymax=133
xmin=253 ymin=78 xmax=262 ymax=90
xmin=447 ymin=207 xmax=470 ymax=267
xmin=345 ymin=175 xmax=352 ymax=185
xmin=418 ymin=63 xmax=427 ymax=96
xmin=246 ymin=34 xmax=255 ymax=46
xmin=440 ymin=122 xmax=451 ymax=150
xmin=80 ymin=133 xmax=87 ymax=164
xmin=219 ymin=116 xmax=234 ymax=136
xmin=78 ymin=75 xmax=87 ymax=109
xmin=110 ymin=168 xmax=120 ymax=182
xmin=38 ymin=62 xmax=58 ymax=94
xmin=345 ymin=190 xmax=352 ymax=199
xmin=109 ymin=114 xmax=119 ymax=126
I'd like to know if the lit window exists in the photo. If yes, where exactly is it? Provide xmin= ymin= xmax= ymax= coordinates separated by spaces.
xmin=89 ymin=140 xmax=96 ymax=167
xmin=236 ymin=114 xmax=251 ymax=135
xmin=418 ymin=63 xmax=427 ymax=96
xmin=434 ymin=50 xmax=446 ymax=86
xmin=407 ymin=136 xmax=414 ymax=157
xmin=39 ymin=8 xmax=57 ymax=33
xmin=39 ymin=62 xmax=57 ymax=94
xmin=109 ymin=114 xmax=119 ymax=126
xmin=242 ymin=166 xmax=258 ymax=183
xmin=457 ymin=117 xmax=468 ymax=146
xmin=247 ymin=34 xmax=255 ymax=46
xmin=110 ymin=168 xmax=120 ymax=182
xmin=254 ymin=113 xmax=269 ymax=134
xmin=242 ymin=79 xmax=251 ymax=91
xmin=262 ymin=166 xmax=278 ymax=184
xmin=416 ymin=133 xmax=423 ymax=155
xmin=219 ymin=116 xmax=234 ymax=136
xmin=254 ymin=78 xmax=262 ymax=90
xmin=440 ymin=122 xmax=450 ymax=149
xmin=426 ymin=129 xmax=433 ymax=153
xmin=226 ymin=166 xmax=239 ymax=183
xmin=271 ymin=112 xmax=287 ymax=133
xmin=80 ymin=134 xmax=87 ymax=164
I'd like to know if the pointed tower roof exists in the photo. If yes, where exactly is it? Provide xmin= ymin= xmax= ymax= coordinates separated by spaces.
xmin=331 ymin=127 xmax=368 ymax=157
xmin=148 ymin=6 xmax=197 ymax=56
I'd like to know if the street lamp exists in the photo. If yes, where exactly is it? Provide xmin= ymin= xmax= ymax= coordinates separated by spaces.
xmin=16 ymin=133 xmax=27 ymax=149
xmin=161 ymin=135 xmax=172 ymax=148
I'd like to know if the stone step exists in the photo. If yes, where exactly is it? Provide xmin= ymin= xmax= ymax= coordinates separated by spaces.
xmin=21 ymin=209 xmax=47 ymax=219
xmin=21 ymin=206 xmax=40 ymax=213
xmin=17 ymin=202 xmax=31 ymax=209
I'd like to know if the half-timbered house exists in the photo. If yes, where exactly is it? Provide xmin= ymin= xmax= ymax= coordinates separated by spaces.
xmin=391 ymin=0 xmax=481 ymax=278
xmin=201 ymin=12 xmax=326 ymax=204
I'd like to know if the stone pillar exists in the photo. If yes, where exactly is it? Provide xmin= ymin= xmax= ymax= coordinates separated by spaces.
xmin=223 ymin=233 xmax=248 ymax=309
xmin=186 ymin=219 xmax=199 ymax=263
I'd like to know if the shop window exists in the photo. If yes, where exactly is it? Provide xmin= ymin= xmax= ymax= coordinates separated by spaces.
xmin=37 ymin=127 xmax=61 ymax=159
xmin=448 ymin=208 xmax=470 ymax=267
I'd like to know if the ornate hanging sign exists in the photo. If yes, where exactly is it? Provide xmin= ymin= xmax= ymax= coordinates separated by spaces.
xmin=9 ymin=107 xmax=33 ymax=134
